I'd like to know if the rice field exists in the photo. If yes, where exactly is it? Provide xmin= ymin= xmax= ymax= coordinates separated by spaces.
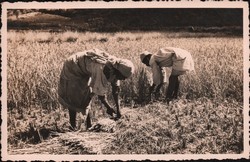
xmin=6 ymin=30 xmax=244 ymax=154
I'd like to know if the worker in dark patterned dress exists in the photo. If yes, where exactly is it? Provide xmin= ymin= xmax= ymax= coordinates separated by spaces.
xmin=58 ymin=48 xmax=135 ymax=131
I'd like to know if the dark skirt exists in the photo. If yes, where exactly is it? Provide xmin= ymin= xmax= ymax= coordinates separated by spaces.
xmin=58 ymin=77 xmax=92 ymax=114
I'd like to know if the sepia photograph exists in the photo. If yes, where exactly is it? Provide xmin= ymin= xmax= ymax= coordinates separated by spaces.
xmin=1 ymin=1 xmax=249 ymax=161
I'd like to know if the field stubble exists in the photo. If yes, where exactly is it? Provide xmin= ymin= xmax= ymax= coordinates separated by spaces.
xmin=7 ymin=31 xmax=244 ymax=154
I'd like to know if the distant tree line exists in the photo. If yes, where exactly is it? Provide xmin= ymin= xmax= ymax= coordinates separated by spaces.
xmin=7 ymin=8 xmax=243 ymax=33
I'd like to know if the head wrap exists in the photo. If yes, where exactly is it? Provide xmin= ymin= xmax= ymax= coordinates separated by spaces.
xmin=140 ymin=51 xmax=152 ymax=62
xmin=113 ymin=59 xmax=135 ymax=78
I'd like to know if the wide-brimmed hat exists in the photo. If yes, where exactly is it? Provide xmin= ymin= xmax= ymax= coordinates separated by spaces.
xmin=140 ymin=51 xmax=152 ymax=62
xmin=113 ymin=59 xmax=135 ymax=78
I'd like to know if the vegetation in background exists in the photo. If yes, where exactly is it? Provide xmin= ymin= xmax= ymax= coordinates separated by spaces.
xmin=7 ymin=9 xmax=243 ymax=34
xmin=7 ymin=31 xmax=243 ymax=154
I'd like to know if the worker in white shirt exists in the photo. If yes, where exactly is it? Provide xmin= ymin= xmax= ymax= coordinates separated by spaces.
xmin=140 ymin=47 xmax=194 ymax=104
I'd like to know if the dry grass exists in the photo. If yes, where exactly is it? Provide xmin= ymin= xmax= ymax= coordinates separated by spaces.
xmin=6 ymin=31 xmax=243 ymax=154
xmin=104 ymin=99 xmax=243 ymax=154
xmin=8 ymin=131 xmax=114 ymax=155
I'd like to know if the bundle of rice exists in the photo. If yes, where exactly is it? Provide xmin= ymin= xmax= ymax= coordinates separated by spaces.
xmin=88 ymin=118 xmax=117 ymax=133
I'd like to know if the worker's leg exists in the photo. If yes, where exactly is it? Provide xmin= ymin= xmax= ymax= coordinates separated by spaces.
xmin=69 ymin=109 xmax=77 ymax=130
xmin=165 ymin=75 xmax=176 ymax=104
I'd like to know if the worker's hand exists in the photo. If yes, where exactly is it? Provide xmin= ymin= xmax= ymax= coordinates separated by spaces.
xmin=106 ymin=108 xmax=115 ymax=117
xmin=112 ymin=113 xmax=121 ymax=121
xmin=149 ymin=84 xmax=156 ymax=94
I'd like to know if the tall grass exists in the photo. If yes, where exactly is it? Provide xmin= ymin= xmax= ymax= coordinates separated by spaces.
xmin=7 ymin=31 xmax=243 ymax=109
xmin=7 ymin=31 xmax=243 ymax=153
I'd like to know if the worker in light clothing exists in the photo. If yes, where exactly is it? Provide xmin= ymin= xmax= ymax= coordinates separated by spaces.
xmin=140 ymin=47 xmax=194 ymax=104
xmin=58 ymin=48 xmax=135 ymax=131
